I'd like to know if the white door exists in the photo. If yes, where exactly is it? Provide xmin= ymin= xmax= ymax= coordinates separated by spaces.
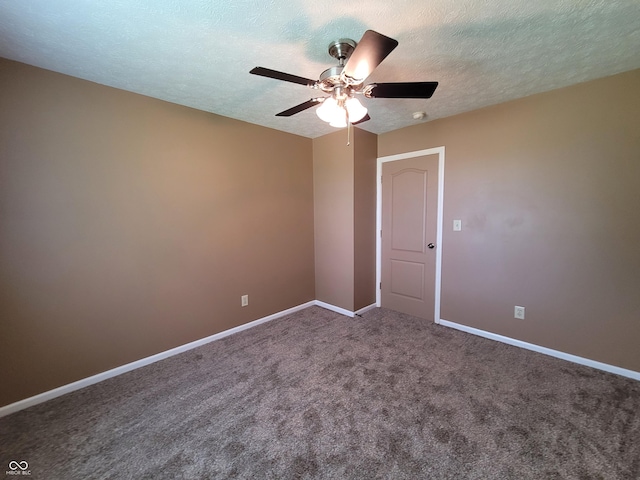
xmin=381 ymin=153 xmax=439 ymax=320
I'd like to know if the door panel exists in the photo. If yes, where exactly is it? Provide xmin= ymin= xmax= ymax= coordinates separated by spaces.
xmin=390 ymin=170 xmax=427 ymax=252
xmin=390 ymin=260 xmax=424 ymax=299
xmin=381 ymin=154 xmax=438 ymax=320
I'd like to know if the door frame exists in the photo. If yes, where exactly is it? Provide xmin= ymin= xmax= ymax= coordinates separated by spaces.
xmin=376 ymin=147 xmax=445 ymax=324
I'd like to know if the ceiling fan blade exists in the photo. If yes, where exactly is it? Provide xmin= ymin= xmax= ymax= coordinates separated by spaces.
xmin=352 ymin=113 xmax=371 ymax=125
xmin=250 ymin=67 xmax=316 ymax=87
xmin=275 ymin=98 xmax=323 ymax=117
xmin=367 ymin=82 xmax=438 ymax=99
xmin=342 ymin=30 xmax=398 ymax=85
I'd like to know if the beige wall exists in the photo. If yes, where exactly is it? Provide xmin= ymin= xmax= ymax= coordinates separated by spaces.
xmin=0 ymin=59 xmax=315 ymax=407
xmin=312 ymin=131 xmax=355 ymax=310
xmin=313 ymin=128 xmax=378 ymax=312
xmin=379 ymin=69 xmax=640 ymax=372
xmin=353 ymin=128 xmax=378 ymax=311
xmin=2 ymin=55 xmax=637 ymax=408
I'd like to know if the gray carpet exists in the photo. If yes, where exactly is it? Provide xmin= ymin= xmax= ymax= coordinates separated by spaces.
xmin=1 ymin=306 xmax=639 ymax=479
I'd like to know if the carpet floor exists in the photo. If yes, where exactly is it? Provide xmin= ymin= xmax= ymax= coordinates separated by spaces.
xmin=1 ymin=306 xmax=639 ymax=479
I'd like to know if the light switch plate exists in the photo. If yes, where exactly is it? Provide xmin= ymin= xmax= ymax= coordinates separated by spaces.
xmin=453 ymin=219 xmax=462 ymax=231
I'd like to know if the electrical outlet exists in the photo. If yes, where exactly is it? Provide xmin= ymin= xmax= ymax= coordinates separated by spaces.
xmin=241 ymin=295 xmax=249 ymax=307
xmin=514 ymin=306 xmax=525 ymax=320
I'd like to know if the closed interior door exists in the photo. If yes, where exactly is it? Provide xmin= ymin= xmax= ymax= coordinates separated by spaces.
xmin=381 ymin=154 xmax=438 ymax=320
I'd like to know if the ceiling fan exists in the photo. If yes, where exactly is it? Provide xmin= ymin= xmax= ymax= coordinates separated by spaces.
xmin=250 ymin=30 xmax=438 ymax=128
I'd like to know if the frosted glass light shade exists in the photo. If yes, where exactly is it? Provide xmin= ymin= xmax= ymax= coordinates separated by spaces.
xmin=329 ymin=109 xmax=347 ymax=128
xmin=316 ymin=96 xmax=367 ymax=128
xmin=345 ymin=97 xmax=367 ymax=122
xmin=316 ymin=98 xmax=339 ymax=123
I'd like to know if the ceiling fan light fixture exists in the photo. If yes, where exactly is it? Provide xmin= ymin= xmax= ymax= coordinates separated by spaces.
xmin=316 ymin=97 xmax=348 ymax=128
xmin=345 ymin=97 xmax=367 ymax=122
xmin=316 ymin=97 xmax=339 ymax=123
xmin=316 ymin=96 xmax=367 ymax=128
xmin=329 ymin=109 xmax=348 ymax=128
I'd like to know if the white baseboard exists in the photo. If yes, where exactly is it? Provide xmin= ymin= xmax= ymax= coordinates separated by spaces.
xmin=355 ymin=303 xmax=377 ymax=315
xmin=0 ymin=301 xmax=316 ymax=418
xmin=6 ymin=305 xmax=635 ymax=418
xmin=312 ymin=300 xmax=377 ymax=317
xmin=314 ymin=300 xmax=355 ymax=317
xmin=439 ymin=318 xmax=640 ymax=381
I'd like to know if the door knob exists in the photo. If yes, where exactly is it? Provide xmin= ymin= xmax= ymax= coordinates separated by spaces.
xmin=427 ymin=243 xmax=435 ymax=249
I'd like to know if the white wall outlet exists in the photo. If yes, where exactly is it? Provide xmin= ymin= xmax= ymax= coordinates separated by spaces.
xmin=241 ymin=295 xmax=249 ymax=307
xmin=514 ymin=306 xmax=525 ymax=320
xmin=453 ymin=219 xmax=462 ymax=231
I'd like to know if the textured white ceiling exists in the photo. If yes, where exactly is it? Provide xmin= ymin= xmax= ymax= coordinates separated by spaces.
xmin=1 ymin=0 xmax=639 ymax=138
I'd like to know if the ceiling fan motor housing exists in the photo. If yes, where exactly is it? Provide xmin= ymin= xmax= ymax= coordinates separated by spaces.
xmin=319 ymin=65 xmax=344 ymax=92
xmin=328 ymin=38 xmax=357 ymax=63
xmin=320 ymin=38 xmax=359 ymax=93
